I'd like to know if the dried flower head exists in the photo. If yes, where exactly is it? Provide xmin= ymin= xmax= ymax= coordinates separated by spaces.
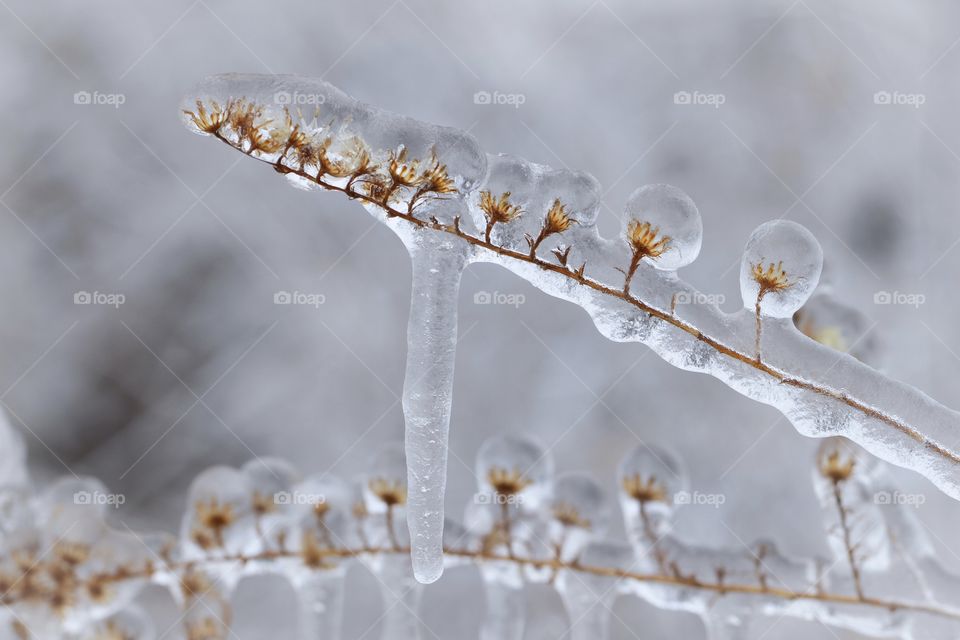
xmin=479 ymin=191 xmax=522 ymax=227
xmin=819 ymin=448 xmax=856 ymax=483
xmin=543 ymin=199 xmax=573 ymax=235
xmin=487 ymin=466 xmax=532 ymax=497
xmin=194 ymin=498 xmax=235 ymax=547
xmin=552 ymin=502 xmax=591 ymax=529
xmin=626 ymin=220 xmax=671 ymax=261
xmin=226 ymin=100 xmax=279 ymax=154
xmin=417 ymin=151 xmax=457 ymax=196
xmin=369 ymin=477 xmax=407 ymax=507
xmin=180 ymin=570 xmax=214 ymax=600
xmin=184 ymin=100 xmax=229 ymax=135
xmin=621 ymin=473 xmax=668 ymax=503
xmin=318 ymin=136 xmax=373 ymax=179
xmin=752 ymin=260 xmax=792 ymax=300
xmin=251 ymin=491 xmax=276 ymax=518
xmin=388 ymin=147 xmax=420 ymax=187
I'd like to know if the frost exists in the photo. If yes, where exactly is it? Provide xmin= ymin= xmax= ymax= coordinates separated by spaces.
xmin=181 ymin=72 xmax=960 ymax=584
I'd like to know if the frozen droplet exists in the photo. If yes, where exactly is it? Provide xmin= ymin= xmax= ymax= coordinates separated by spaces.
xmin=618 ymin=445 xmax=687 ymax=541
xmin=551 ymin=472 xmax=610 ymax=535
xmin=740 ymin=220 xmax=823 ymax=318
xmin=622 ymin=184 xmax=702 ymax=271
xmin=550 ymin=472 xmax=610 ymax=561
xmin=476 ymin=434 xmax=554 ymax=511
xmin=362 ymin=443 xmax=407 ymax=514
xmin=794 ymin=291 xmax=881 ymax=367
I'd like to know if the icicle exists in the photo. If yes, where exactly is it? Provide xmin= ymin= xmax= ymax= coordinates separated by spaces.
xmin=402 ymin=235 xmax=469 ymax=583
xmin=295 ymin=573 xmax=344 ymax=640
xmin=479 ymin=581 xmax=525 ymax=640
xmin=378 ymin=555 xmax=425 ymax=640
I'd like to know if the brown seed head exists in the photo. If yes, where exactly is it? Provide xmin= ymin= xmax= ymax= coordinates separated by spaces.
xmin=487 ymin=466 xmax=532 ymax=497
xmin=751 ymin=260 xmax=792 ymax=299
xmin=818 ymin=448 xmax=856 ymax=483
xmin=369 ymin=477 xmax=407 ymax=507
xmin=543 ymin=199 xmax=573 ymax=234
xmin=183 ymin=100 xmax=229 ymax=134
xmin=552 ymin=502 xmax=592 ymax=529
xmin=388 ymin=148 xmax=420 ymax=187
xmin=626 ymin=220 xmax=671 ymax=260
xmin=621 ymin=473 xmax=668 ymax=504
xmin=479 ymin=191 xmax=523 ymax=226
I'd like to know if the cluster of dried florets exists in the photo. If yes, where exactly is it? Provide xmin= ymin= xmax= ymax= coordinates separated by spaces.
xmin=2 ymin=431 xmax=956 ymax=640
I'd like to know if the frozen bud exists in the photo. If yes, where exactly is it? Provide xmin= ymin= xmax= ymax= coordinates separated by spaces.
xmin=623 ymin=184 xmax=702 ymax=271
xmin=181 ymin=466 xmax=253 ymax=557
xmin=815 ymin=437 xmax=879 ymax=484
xmin=794 ymin=292 xmax=881 ymax=367
xmin=550 ymin=472 xmax=610 ymax=561
xmin=618 ymin=445 xmax=687 ymax=529
xmin=550 ymin=472 xmax=610 ymax=535
xmin=740 ymin=220 xmax=823 ymax=318
xmin=476 ymin=434 xmax=554 ymax=510
xmin=292 ymin=474 xmax=353 ymax=544
xmin=363 ymin=443 xmax=408 ymax=514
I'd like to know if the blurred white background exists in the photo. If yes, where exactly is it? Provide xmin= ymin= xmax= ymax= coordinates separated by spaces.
xmin=2 ymin=0 xmax=960 ymax=636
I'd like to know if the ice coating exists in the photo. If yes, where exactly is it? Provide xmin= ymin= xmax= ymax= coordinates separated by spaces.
xmin=622 ymin=184 xmax=702 ymax=271
xmin=740 ymin=220 xmax=823 ymax=318
xmin=182 ymin=73 xmax=960 ymax=585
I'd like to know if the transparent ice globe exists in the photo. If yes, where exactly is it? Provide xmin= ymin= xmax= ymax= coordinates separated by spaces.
xmin=618 ymin=444 xmax=688 ymax=522
xmin=622 ymin=184 xmax=702 ymax=271
xmin=740 ymin=220 xmax=823 ymax=318
xmin=476 ymin=434 xmax=554 ymax=510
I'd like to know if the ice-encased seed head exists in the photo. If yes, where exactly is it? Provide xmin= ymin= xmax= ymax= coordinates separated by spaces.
xmin=794 ymin=292 xmax=882 ymax=367
xmin=476 ymin=434 xmax=553 ymax=510
xmin=618 ymin=445 xmax=687 ymax=512
xmin=363 ymin=443 xmax=408 ymax=514
xmin=551 ymin=472 xmax=610 ymax=534
xmin=622 ymin=184 xmax=702 ymax=271
xmin=740 ymin=220 xmax=823 ymax=318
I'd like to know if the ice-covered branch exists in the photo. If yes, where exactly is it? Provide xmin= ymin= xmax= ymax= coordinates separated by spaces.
xmin=4 ymin=428 xmax=959 ymax=640
xmin=180 ymin=73 xmax=960 ymax=584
